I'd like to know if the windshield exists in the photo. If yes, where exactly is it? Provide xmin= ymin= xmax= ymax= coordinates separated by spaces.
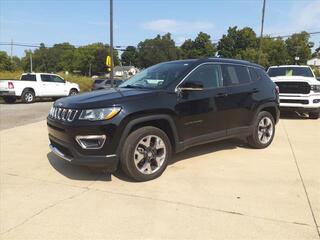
xmin=268 ymin=67 xmax=314 ymax=78
xmin=119 ymin=62 xmax=191 ymax=89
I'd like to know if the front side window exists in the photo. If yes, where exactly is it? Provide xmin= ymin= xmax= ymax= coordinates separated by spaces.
xmin=222 ymin=65 xmax=250 ymax=86
xmin=119 ymin=62 xmax=191 ymax=89
xmin=184 ymin=64 xmax=222 ymax=89
xmin=51 ymin=75 xmax=65 ymax=83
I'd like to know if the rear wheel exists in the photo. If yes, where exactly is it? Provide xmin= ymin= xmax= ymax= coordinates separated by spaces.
xmin=3 ymin=96 xmax=16 ymax=104
xmin=247 ymin=111 xmax=275 ymax=149
xmin=21 ymin=90 xmax=35 ymax=103
xmin=309 ymin=111 xmax=319 ymax=119
xmin=121 ymin=126 xmax=172 ymax=181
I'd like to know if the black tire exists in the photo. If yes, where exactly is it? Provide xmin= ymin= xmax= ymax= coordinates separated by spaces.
xmin=120 ymin=126 xmax=172 ymax=181
xmin=309 ymin=111 xmax=319 ymax=119
xmin=3 ymin=96 xmax=16 ymax=104
xmin=247 ymin=111 xmax=275 ymax=149
xmin=21 ymin=90 xmax=35 ymax=103
xmin=69 ymin=89 xmax=78 ymax=96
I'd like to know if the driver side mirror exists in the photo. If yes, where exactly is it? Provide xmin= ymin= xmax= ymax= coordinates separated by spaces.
xmin=179 ymin=81 xmax=204 ymax=91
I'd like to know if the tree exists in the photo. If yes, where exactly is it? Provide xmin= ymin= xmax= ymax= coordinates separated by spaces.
xmin=181 ymin=32 xmax=216 ymax=59
xmin=0 ymin=51 xmax=14 ymax=71
xmin=137 ymin=33 xmax=180 ymax=68
xmin=285 ymin=32 xmax=313 ymax=65
xmin=121 ymin=46 xmax=138 ymax=66
xmin=217 ymin=26 xmax=258 ymax=59
xmin=261 ymin=37 xmax=288 ymax=67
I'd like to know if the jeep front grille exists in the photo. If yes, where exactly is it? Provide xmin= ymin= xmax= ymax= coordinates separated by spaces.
xmin=49 ymin=107 xmax=78 ymax=122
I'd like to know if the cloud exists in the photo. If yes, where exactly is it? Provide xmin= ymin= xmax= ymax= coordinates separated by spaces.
xmin=142 ymin=19 xmax=214 ymax=34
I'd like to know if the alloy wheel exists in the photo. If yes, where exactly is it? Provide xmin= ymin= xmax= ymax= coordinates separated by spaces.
xmin=257 ymin=116 xmax=273 ymax=144
xmin=133 ymin=135 xmax=166 ymax=175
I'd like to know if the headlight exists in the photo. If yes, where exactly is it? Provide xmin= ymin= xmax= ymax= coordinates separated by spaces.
xmin=79 ymin=107 xmax=121 ymax=121
xmin=311 ymin=85 xmax=320 ymax=92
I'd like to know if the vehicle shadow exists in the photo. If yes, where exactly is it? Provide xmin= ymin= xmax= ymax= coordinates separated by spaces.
xmin=280 ymin=111 xmax=309 ymax=120
xmin=0 ymin=98 xmax=54 ymax=105
xmin=47 ymin=138 xmax=247 ymax=183
xmin=47 ymin=152 xmax=110 ymax=181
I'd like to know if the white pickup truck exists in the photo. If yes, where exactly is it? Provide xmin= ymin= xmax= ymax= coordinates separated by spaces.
xmin=267 ymin=65 xmax=320 ymax=119
xmin=0 ymin=73 xmax=80 ymax=103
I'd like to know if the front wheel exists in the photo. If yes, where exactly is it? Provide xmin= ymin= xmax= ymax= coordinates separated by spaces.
xmin=69 ymin=89 xmax=78 ymax=96
xmin=247 ymin=111 xmax=275 ymax=149
xmin=120 ymin=126 xmax=172 ymax=181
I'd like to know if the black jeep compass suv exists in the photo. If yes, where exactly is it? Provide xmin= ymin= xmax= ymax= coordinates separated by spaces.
xmin=47 ymin=58 xmax=280 ymax=181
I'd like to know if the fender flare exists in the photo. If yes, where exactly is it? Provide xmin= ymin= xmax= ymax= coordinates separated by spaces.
xmin=116 ymin=114 xmax=180 ymax=154
xmin=253 ymin=101 xmax=280 ymax=124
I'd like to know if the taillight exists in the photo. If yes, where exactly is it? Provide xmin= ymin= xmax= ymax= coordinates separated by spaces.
xmin=8 ymin=82 xmax=14 ymax=89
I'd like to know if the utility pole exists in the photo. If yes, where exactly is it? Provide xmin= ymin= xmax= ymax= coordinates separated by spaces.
xmin=30 ymin=53 xmax=33 ymax=72
xmin=110 ymin=0 xmax=114 ymax=87
xmin=10 ymin=39 xmax=13 ymax=59
xmin=258 ymin=0 xmax=266 ymax=64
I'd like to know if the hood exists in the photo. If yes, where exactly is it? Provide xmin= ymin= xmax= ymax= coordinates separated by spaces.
xmin=55 ymin=88 xmax=158 ymax=109
xmin=270 ymin=76 xmax=319 ymax=85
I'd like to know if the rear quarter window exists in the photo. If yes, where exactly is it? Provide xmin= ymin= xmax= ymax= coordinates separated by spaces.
xmin=221 ymin=65 xmax=250 ymax=86
xmin=21 ymin=74 xmax=36 ymax=81
xmin=249 ymin=68 xmax=261 ymax=82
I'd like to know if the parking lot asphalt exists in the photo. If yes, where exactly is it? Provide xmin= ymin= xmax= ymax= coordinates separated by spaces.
xmin=0 ymin=101 xmax=53 ymax=130
xmin=0 ymin=107 xmax=319 ymax=239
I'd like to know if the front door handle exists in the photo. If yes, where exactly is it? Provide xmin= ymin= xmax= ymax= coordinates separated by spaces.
xmin=217 ymin=92 xmax=228 ymax=97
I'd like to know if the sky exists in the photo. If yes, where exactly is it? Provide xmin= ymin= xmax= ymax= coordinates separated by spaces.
xmin=0 ymin=0 xmax=319 ymax=57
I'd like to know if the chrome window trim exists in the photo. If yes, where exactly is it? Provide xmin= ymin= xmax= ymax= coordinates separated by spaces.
xmin=175 ymin=62 xmax=262 ymax=92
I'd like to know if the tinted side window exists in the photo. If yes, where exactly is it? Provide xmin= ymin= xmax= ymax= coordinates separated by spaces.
xmin=185 ymin=64 xmax=222 ymax=89
xmin=249 ymin=67 xmax=261 ymax=82
xmin=222 ymin=65 xmax=250 ymax=86
xmin=41 ymin=74 xmax=53 ymax=82
xmin=21 ymin=74 xmax=36 ymax=81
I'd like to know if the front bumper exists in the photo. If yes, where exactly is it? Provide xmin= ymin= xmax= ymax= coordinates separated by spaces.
xmin=279 ymin=93 xmax=320 ymax=109
xmin=47 ymin=118 xmax=119 ymax=171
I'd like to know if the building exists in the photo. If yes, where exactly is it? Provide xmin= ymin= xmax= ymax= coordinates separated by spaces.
xmin=307 ymin=58 xmax=320 ymax=69
xmin=114 ymin=66 xmax=139 ymax=79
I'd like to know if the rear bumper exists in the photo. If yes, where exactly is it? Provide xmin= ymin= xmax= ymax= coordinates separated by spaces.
xmin=0 ymin=90 xmax=16 ymax=96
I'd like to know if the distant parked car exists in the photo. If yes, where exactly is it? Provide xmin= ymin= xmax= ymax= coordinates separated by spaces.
xmin=267 ymin=65 xmax=320 ymax=119
xmin=0 ymin=73 xmax=80 ymax=104
xmin=91 ymin=79 xmax=124 ymax=91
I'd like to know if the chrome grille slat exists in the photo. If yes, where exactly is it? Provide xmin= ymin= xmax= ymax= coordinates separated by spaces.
xmin=49 ymin=107 xmax=78 ymax=122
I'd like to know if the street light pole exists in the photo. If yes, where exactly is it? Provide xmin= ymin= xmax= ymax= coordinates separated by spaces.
xmin=258 ymin=0 xmax=266 ymax=64
xmin=110 ymin=0 xmax=114 ymax=87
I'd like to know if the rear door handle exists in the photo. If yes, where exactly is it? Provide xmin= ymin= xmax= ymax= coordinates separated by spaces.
xmin=250 ymin=88 xmax=259 ymax=93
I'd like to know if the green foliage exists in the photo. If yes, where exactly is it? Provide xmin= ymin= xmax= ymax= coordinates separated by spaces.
xmin=121 ymin=46 xmax=138 ymax=66
xmin=0 ymin=51 xmax=22 ymax=71
xmin=20 ymin=43 xmax=119 ymax=75
xmin=181 ymin=32 xmax=216 ymax=58
xmin=285 ymin=31 xmax=313 ymax=65
xmin=137 ymin=33 xmax=180 ymax=68
xmin=217 ymin=27 xmax=258 ymax=59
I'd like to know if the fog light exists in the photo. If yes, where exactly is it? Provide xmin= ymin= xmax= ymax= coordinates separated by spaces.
xmin=75 ymin=135 xmax=106 ymax=149
xmin=313 ymin=99 xmax=320 ymax=104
